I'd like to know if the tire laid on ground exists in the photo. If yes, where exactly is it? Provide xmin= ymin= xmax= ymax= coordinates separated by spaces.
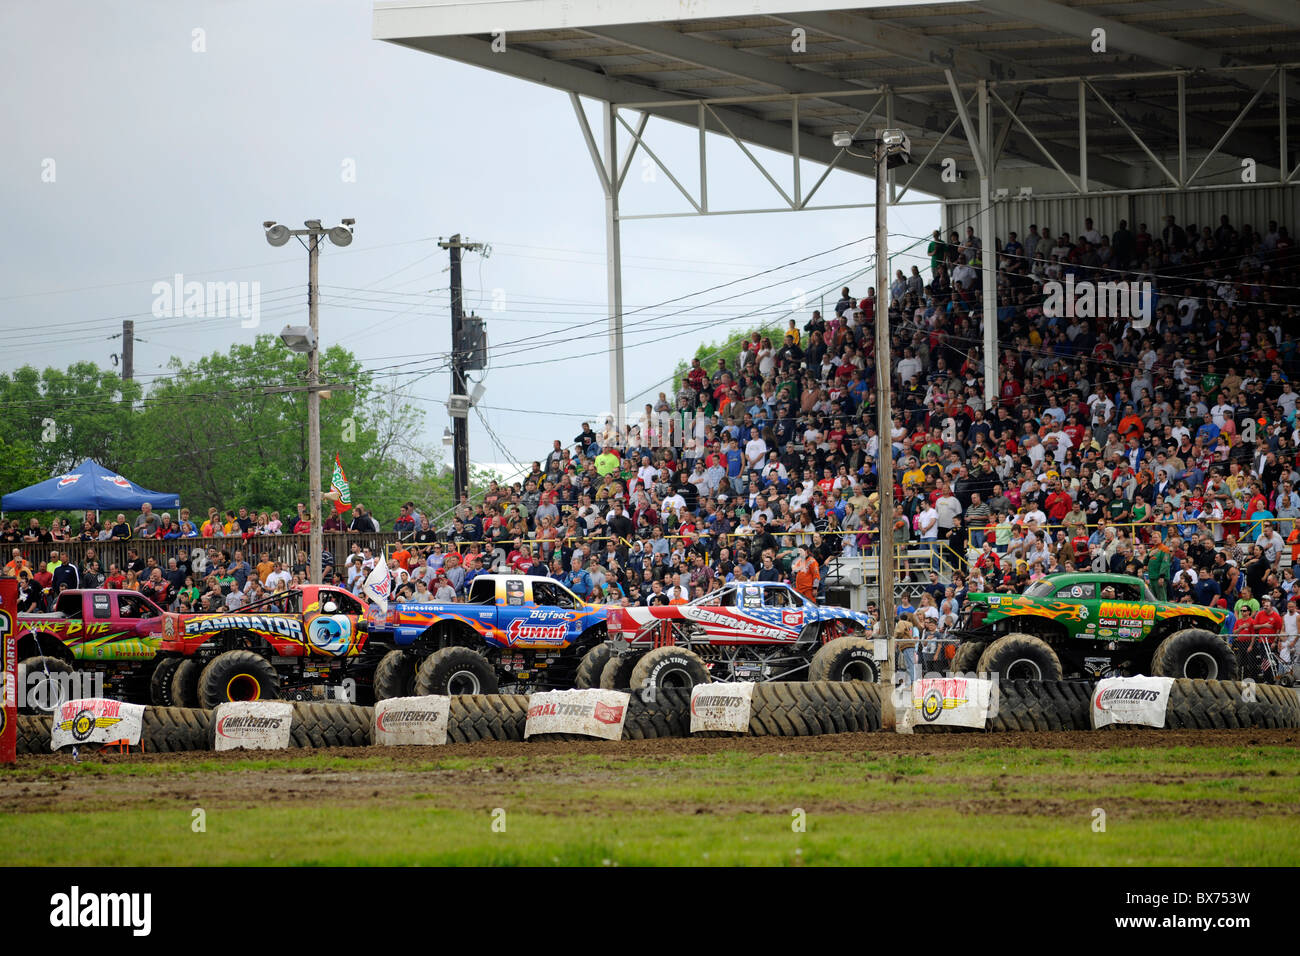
xmin=949 ymin=641 xmax=987 ymax=675
xmin=621 ymin=686 xmax=692 ymax=739
xmin=17 ymin=656 xmax=74 ymax=714
xmin=149 ymin=657 xmax=184 ymax=707
xmin=748 ymin=682 xmax=820 ymax=736
xmin=15 ymin=714 xmax=52 ymax=755
xmin=373 ymin=650 xmax=417 ymax=701
xmin=629 ymin=646 xmax=710 ymax=691
xmin=1165 ymin=679 xmax=1300 ymax=730
xmin=288 ymin=702 xmax=373 ymax=748
xmin=1150 ymin=629 xmax=1238 ymax=681
xmin=140 ymin=707 xmax=212 ymax=752
xmin=414 ymin=647 xmax=498 ymax=696
xmin=197 ymin=651 xmax=280 ymax=710
xmin=976 ymin=633 xmax=1063 ymax=682
xmin=447 ymin=694 xmax=530 ymax=742
xmin=833 ymin=680 xmax=883 ymax=732
xmin=574 ymin=644 xmax=612 ymax=690
xmin=170 ymin=659 xmax=203 ymax=709
xmin=808 ymin=637 xmax=880 ymax=683
xmin=599 ymin=653 xmax=639 ymax=690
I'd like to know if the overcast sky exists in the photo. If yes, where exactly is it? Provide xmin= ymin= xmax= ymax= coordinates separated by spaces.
xmin=2 ymin=0 xmax=939 ymax=481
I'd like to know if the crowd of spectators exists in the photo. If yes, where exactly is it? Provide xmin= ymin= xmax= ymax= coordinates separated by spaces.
xmin=4 ymin=210 xmax=1299 ymax=675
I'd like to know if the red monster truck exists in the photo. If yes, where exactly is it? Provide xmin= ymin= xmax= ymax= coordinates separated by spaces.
xmin=155 ymin=584 xmax=382 ymax=709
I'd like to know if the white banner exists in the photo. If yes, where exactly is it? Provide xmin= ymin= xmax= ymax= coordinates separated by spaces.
xmin=51 ymin=698 xmax=145 ymax=750
xmin=1090 ymin=676 xmax=1174 ymax=729
xmin=524 ymin=689 xmax=630 ymax=740
xmin=212 ymin=701 xmax=293 ymax=751
xmin=373 ymin=695 xmax=451 ymax=746
xmin=912 ymin=677 xmax=997 ymax=729
xmin=689 ymin=682 xmax=754 ymax=733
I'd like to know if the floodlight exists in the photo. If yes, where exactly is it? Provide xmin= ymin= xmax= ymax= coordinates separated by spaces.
xmin=469 ymin=382 xmax=486 ymax=406
xmin=995 ymin=188 xmax=1010 ymax=200
xmin=328 ymin=226 xmax=353 ymax=247
xmin=341 ymin=218 xmax=356 ymax=226
xmin=442 ymin=427 xmax=454 ymax=446
xmin=279 ymin=325 xmax=318 ymax=353
xmin=881 ymin=129 xmax=905 ymax=146
xmin=1017 ymin=186 xmax=1034 ymax=200
xmin=264 ymin=224 xmax=291 ymax=247
xmin=305 ymin=219 xmax=322 ymax=230
xmin=832 ymin=131 xmax=854 ymax=149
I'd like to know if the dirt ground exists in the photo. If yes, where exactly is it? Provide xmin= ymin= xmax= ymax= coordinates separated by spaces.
xmin=3 ymin=728 xmax=1296 ymax=818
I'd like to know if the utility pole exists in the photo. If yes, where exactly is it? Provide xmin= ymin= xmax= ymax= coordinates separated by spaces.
xmin=439 ymin=234 xmax=484 ymax=509
xmin=121 ymin=320 xmax=134 ymax=381
xmin=874 ymin=135 xmax=898 ymax=732
xmin=262 ymin=219 xmax=355 ymax=586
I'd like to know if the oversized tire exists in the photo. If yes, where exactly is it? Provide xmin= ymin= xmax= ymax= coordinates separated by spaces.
xmin=749 ymin=682 xmax=819 ymax=736
xmin=198 ymin=651 xmax=280 ymax=710
xmin=170 ymin=659 xmax=203 ymax=709
xmin=977 ymin=633 xmax=1063 ymax=682
xmin=149 ymin=657 xmax=184 ymax=707
xmin=15 ymin=713 xmax=53 ymax=755
xmin=17 ymin=656 xmax=73 ymax=714
xmin=575 ymin=644 xmax=612 ymax=689
xmin=140 ymin=707 xmax=212 ymax=752
xmin=622 ymin=686 xmax=692 ymax=739
xmin=1150 ymin=629 xmax=1238 ymax=681
xmin=949 ymin=641 xmax=987 ymax=675
xmin=447 ymin=694 xmax=530 ymax=742
xmin=373 ymin=650 xmax=417 ymax=701
xmin=1165 ymin=679 xmax=1300 ymax=730
xmin=599 ymin=653 xmax=639 ymax=690
xmin=808 ymin=637 xmax=880 ymax=683
xmin=414 ymin=647 xmax=498 ymax=696
xmin=629 ymin=646 xmax=710 ymax=691
xmin=288 ymin=702 xmax=373 ymax=748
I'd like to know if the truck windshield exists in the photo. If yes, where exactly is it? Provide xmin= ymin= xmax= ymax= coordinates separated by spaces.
xmin=1022 ymin=581 xmax=1056 ymax=597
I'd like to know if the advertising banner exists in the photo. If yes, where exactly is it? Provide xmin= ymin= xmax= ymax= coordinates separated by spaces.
xmin=524 ymin=689 xmax=629 ymax=740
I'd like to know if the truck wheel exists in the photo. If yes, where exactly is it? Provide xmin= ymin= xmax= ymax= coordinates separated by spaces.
xmin=198 ymin=651 xmax=280 ymax=709
xmin=949 ymin=641 xmax=987 ymax=675
xmin=149 ymin=657 xmax=184 ymax=707
xmin=1150 ymin=629 xmax=1238 ymax=681
xmin=170 ymin=659 xmax=203 ymax=709
xmin=17 ymin=656 xmax=73 ymax=714
xmin=414 ymin=647 xmax=498 ymax=696
xmin=575 ymin=644 xmax=611 ymax=689
xmin=140 ymin=706 xmax=212 ymax=752
xmin=630 ymin=646 xmax=710 ymax=690
xmin=599 ymin=654 xmax=639 ymax=690
xmin=373 ymin=650 xmax=417 ymax=700
xmin=808 ymin=637 xmax=880 ymax=683
xmin=976 ymin=633 xmax=1063 ymax=682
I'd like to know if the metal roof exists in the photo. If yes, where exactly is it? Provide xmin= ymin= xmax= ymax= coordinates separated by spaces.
xmin=374 ymin=0 xmax=1300 ymax=200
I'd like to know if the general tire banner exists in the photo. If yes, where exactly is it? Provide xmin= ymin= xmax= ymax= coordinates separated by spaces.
xmin=689 ymin=682 xmax=754 ymax=733
xmin=212 ymin=701 xmax=293 ymax=751
xmin=0 ymin=579 xmax=16 ymax=764
xmin=1090 ymin=676 xmax=1174 ymax=729
xmin=524 ymin=688 xmax=630 ymax=740
xmin=912 ymin=676 xmax=997 ymax=728
xmin=373 ymin=695 xmax=451 ymax=746
xmin=51 ymin=698 xmax=145 ymax=750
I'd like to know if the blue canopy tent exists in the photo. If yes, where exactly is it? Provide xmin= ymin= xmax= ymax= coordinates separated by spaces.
xmin=2 ymin=459 xmax=179 ymax=512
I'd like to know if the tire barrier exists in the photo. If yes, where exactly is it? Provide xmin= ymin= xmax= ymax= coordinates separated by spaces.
xmin=1163 ymin=679 xmax=1300 ymax=730
xmin=286 ymin=702 xmax=373 ymax=749
xmin=911 ymin=679 xmax=1095 ymax=733
xmin=14 ymin=707 xmax=212 ymax=754
xmin=748 ymin=681 xmax=881 ymax=736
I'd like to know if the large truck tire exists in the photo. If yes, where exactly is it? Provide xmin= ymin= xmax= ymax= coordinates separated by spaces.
xmin=170 ymin=659 xmax=203 ymax=709
xmin=198 ymin=651 xmax=280 ymax=710
xmin=17 ymin=656 xmax=74 ymax=714
xmin=1151 ymin=629 xmax=1238 ymax=681
xmin=575 ymin=644 xmax=612 ymax=690
xmin=949 ymin=641 xmax=987 ymax=675
xmin=149 ymin=657 xmax=184 ymax=707
xmin=414 ymin=647 xmax=499 ymax=696
xmin=373 ymin=650 xmax=417 ymax=701
xmin=629 ymin=646 xmax=710 ymax=691
xmin=288 ymin=702 xmax=373 ymax=748
xmin=140 ymin=706 xmax=212 ymax=752
xmin=599 ymin=653 xmax=639 ymax=690
xmin=447 ymin=694 xmax=530 ymax=742
xmin=977 ymin=634 xmax=1063 ymax=682
xmin=808 ymin=637 xmax=880 ymax=683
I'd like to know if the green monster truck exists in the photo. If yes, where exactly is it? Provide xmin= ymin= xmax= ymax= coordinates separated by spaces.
xmin=948 ymin=572 xmax=1235 ymax=681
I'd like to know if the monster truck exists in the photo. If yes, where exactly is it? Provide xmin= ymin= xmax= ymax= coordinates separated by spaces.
xmin=366 ymin=573 xmax=610 ymax=698
xmin=948 ymin=571 xmax=1235 ymax=681
xmin=10 ymin=589 xmax=170 ymax=711
xmin=155 ymin=584 xmax=381 ymax=709
xmin=599 ymin=580 xmax=882 ymax=690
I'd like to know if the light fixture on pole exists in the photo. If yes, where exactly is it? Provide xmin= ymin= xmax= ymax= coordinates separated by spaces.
xmin=832 ymin=129 xmax=910 ymax=729
xmin=262 ymin=218 xmax=356 ymax=587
